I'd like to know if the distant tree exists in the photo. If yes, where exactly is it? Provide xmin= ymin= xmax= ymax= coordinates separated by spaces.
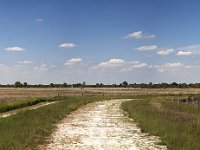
xmin=95 ymin=83 xmax=100 ymax=87
xmin=49 ymin=83 xmax=55 ymax=87
xmin=148 ymin=82 xmax=153 ymax=88
xmin=14 ymin=81 xmax=23 ymax=88
xmin=81 ymin=81 xmax=86 ymax=89
xmin=122 ymin=81 xmax=128 ymax=87
xmin=62 ymin=82 xmax=67 ymax=87
xmin=112 ymin=84 xmax=117 ymax=87
xmin=171 ymin=82 xmax=178 ymax=88
xmin=23 ymin=82 xmax=28 ymax=87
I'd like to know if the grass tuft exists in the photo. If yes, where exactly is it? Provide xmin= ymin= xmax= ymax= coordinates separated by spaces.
xmin=122 ymin=95 xmax=200 ymax=150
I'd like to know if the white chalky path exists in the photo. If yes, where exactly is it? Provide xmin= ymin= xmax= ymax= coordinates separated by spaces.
xmin=45 ymin=99 xmax=167 ymax=150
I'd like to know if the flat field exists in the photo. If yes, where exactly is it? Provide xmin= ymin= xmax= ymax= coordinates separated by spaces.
xmin=0 ymin=87 xmax=200 ymax=102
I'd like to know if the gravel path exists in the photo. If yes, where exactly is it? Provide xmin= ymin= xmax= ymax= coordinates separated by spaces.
xmin=44 ymin=99 xmax=167 ymax=150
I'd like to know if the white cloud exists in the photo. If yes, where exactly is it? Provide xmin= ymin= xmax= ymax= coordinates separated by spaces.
xmin=136 ymin=45 xmax=158 ymax=51
xmin=64 ymin=58 xmax=82 ymax=66
xmin=59 ymin=43 xmax=77 ymax=48
xmin=177 ymin=50 xmax=192 ymax=56
xmin=163 ymin=62 xmax=183 ymax=67
xmin=120 ymin=62 xmax=149 ymax=72
xmin=18 ymin=60 xmax=34 ymax=64
xmin=157 ymin=48 xmax=174 ymax=56
xmin=34 ymin=64 xmax=48 ymax=72
xmin=178 ymin=44 xmax=200 ymax=51
xmin=156 ymin=62 xmax=183 ymax=72
xmin=5 ymin=47 xmax=25 ymax=52
xmin=98 ymin=58 xmax=125 ymax=68
xmin=176 ymin=44 xmax=200 ymax=55
xmin=133 ymin=63 xmax=148 ymax=69
xmin=124 ymin=31 xmax=156 ymax=39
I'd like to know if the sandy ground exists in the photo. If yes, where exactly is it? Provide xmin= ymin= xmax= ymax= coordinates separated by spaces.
xmin=43 ymin=100 xmax=167 ymax=150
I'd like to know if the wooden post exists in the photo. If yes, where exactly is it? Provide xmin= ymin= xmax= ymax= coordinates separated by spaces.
xmin=192 ymin=97 xmax=195 ymax=105
xmin=82 ymin=92 xmax=84 ymax=96
xmin=198 ymin=99 xmax=200 ymax=111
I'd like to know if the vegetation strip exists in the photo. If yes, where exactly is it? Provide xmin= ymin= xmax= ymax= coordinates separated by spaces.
xmin=122 ymin=95 xmax=200 ymax=150
xmin=0 ymin=95 xmax=132 ymax=150
xmin=0 ymin=98 xmax=48 ymax=113
xmin=0 ymin=101 xmax=57 ymax=118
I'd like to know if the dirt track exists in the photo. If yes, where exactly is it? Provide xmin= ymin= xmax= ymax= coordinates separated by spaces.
xmin=43 ymin=100 xmax=167 ymax=150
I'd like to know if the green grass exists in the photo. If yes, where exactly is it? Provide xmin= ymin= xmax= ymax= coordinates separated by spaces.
xmin=122 ymin=95 xmax=200 ymax=150
xmin=162 ymin=100 xmax=200 ymax=114
xmin=0 ymin=98 xmax=49 ymax=113
xmin=0 ymin=95 xmax=133 ymax=150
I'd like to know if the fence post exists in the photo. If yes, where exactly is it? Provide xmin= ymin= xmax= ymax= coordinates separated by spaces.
xmin=198 ymin=99 xmax=200 ymax=111
xmin=186 ymin=98 xmax=189 ymax=105
xmin=192 ymin=97 xmax=194 ymax=105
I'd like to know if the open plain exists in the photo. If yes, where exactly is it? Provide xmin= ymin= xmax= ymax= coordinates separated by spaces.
xmin=0 ymin=87 xmax=200 ymax=102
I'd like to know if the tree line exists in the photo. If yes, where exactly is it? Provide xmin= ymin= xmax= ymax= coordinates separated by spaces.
xmin=1 ymin=81 xmax=200 ymax=88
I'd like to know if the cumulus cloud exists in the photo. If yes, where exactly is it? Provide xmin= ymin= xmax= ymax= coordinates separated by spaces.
xmin=178 ymin=44 xmax=200 ymax=51
xmin=157 ymin=48 xmax=174 ymax=56
xmin=155 ymin=62 xmax=183 ymax=72
xmin=18 ymin=60 xmax=34 ymax=64
xmin=5 ymin=47 xmax=25 ymax=52
xmin=98 ymin=58 xmax=125 ymax=68
xmin=120 ymin=62 xmax=149 ymax=72
xmin=136 ymin=45 xmax=158 ymax=51
xmin=34 ymin=64 xmax=48 ymax=72
xmin=124 ymin=31 xmax=156 ymax=39
xmin=133 ymin=63 xmax=148 ymax=69
xmin=176 ymin=44 xmax=200 ymax=55
xmin=177 ymin=50 xmax=192 ymax=56
xmin=59 ymin=43 xmax=77 ymax=48
xmin=64 ymin=58 xmax=82 ymax=66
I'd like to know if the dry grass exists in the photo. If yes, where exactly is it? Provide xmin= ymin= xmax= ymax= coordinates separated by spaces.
xmin=0 ymin=87 xmax=200 ymax=102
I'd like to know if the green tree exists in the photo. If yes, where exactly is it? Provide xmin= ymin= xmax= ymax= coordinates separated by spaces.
xmin=14 ymin=81 xmax=23 ymax=88
xmin=81 ymin=81 xmax=86 ymax=89
xmin=122 ymin=81 xmax=128 ymax=87
xmin=49 ymin=83 xmax=55 ymax=87
xmin=23 ymin=82 xmax=28 ymax=87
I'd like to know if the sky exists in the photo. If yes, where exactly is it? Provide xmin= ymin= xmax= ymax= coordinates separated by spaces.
xmin=0 ymin=0 xmax=200 ymax=84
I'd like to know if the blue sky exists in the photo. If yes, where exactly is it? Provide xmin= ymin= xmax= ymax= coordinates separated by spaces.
xmin=0 ymin=0 xmax=200 ymax=84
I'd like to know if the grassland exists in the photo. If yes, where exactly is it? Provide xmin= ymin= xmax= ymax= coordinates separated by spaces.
xmin=1 ymin=88 xmax=200 ymax=149
xmin=1 ymin=87 xmax=200 ymax=101
xmin=0 ymin=95 xmax=134 ymax=150
xmin=122 ymin=95 xmax=200 ymax=150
